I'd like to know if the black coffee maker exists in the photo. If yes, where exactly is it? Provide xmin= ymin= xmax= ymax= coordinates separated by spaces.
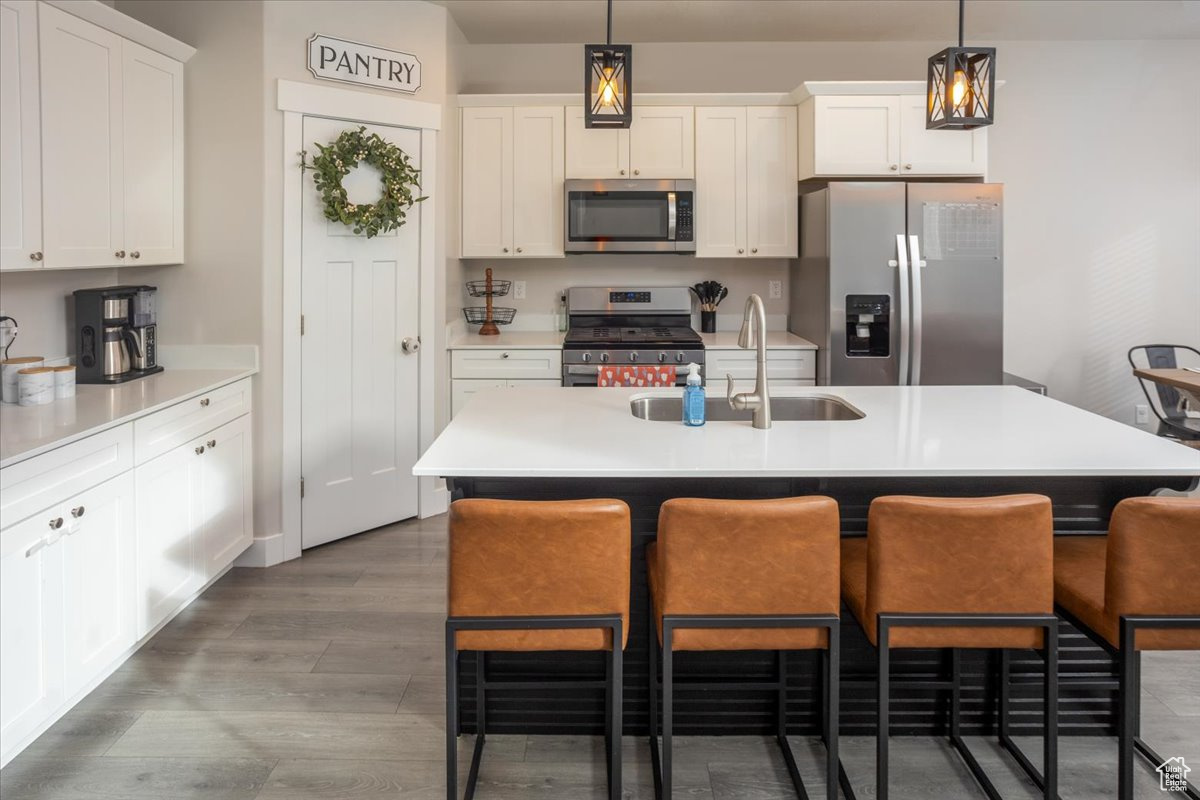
xmin=73 ymin=286 xmax=164 ymax=384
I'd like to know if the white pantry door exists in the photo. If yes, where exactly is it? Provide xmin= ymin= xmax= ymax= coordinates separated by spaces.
xmin=301 ymin=116 xmax=421 ymax=549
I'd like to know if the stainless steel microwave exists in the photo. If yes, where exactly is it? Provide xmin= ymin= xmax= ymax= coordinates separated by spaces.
xmin=564 ymin=179 xmax=695 ymax=254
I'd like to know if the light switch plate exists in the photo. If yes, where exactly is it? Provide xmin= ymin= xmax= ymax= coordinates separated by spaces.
xmin=768 ymin=280 xmax=782 ymax=300
xmin=1135 ymin=404 xmax=1149 ymax=424
xmin=514 ymin=281 xmax=526 ymax=300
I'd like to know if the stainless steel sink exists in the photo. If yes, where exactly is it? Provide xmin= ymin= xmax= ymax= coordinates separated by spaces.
xmin=630 ymin=394 xmax=865 ymax=422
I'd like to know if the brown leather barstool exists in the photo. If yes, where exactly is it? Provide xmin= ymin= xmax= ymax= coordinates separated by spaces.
xmin=1054 ymin=496 xmax=1200 ymax=800
xmin=840 ymin=494 xmax=1059 ymax=800
xmin=646 ymin=496 xmax=843 ymax=800
xmin=445 ymin=498 xmax=631 ymax=800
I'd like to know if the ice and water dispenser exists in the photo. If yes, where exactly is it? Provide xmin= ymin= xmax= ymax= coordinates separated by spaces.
xmin=845 ymin=295 xmax=890 ymax=357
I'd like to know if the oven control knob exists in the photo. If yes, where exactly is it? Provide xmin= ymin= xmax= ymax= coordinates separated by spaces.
xmin=581 ymin=352 xmax=592 ymax=363
xmin=629 ymin=352 xmax=638 ymax=363
xmin=676 ymin=352 xmax=686 ymax=363
xmin=600 ymin=353 xmax=610 ymax=363
xmin=658 ymin=352 xmax=667 ymax=363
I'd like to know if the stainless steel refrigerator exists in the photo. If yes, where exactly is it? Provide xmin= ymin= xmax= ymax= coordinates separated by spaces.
xmin=788 ymin=182 xmax=1003 ymax=386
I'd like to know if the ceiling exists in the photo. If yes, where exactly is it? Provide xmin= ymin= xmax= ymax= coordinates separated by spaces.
xmin=436 ymin=0 xmax=1200 ymax=44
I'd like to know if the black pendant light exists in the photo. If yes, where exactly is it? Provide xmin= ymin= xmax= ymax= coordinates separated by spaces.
xmin=926 ymin=0 xmax=995 ymax=130
xmin=584 ymin=0 xmax=632 ymax=128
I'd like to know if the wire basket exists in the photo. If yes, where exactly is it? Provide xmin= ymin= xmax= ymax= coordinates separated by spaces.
xmin=464 ymin=307 xmax=516 ymax=326
xmin=466 ymin=279 xmax=512 ymax=297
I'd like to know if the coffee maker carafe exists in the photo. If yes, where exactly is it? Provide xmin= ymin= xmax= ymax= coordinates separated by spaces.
xmin=73 ymin=286 xmax=164 ymax=384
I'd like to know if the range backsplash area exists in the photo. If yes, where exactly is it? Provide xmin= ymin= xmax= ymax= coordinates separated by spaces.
xmin=457 ymin=255 xmax=790 ymax=332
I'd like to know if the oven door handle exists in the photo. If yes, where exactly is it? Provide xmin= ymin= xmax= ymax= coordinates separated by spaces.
xmin=667 ymin=192 xmax=677 ymax=241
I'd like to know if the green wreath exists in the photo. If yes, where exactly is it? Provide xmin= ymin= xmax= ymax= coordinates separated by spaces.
xmin=301 ymin=126 xmax=426 ymax=238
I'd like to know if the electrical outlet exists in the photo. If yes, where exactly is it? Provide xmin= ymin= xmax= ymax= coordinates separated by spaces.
xmin=1135 ymin=404 xmax=1150 ymax=425
xmin=768 ymin=280 xmax=782 ymax=300
xmin=513 ymin=281 xmax=526 ymax=300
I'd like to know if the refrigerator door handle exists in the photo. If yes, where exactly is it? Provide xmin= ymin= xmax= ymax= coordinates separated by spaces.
xmin=895 ymin=234 xmax=911 ymax=386
xmin=908 ymin=234 xmax=925 ymax=386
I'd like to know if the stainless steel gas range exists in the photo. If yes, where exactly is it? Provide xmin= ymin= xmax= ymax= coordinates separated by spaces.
xmin=561 ymin=287 xmax=704 ymax=387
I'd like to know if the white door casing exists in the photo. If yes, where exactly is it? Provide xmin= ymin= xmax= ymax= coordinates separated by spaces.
xmin=300 ymin=115 xmax=421 ymax=549
xmin=0 ymin=0 xmax=42 ymax=271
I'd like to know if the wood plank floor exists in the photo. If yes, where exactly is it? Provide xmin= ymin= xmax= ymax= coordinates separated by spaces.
xmin=2 ymin=514 xmax=1197 ymax=799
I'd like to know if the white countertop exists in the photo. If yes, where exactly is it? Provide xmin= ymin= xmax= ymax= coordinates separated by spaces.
xmin=448 ymin=330 xmax=565 ymax=349
xmin=414 ymin=385 xmax=1200 ymax=479
xmin=701 ymin=331 xmax=817 ymax=350
xmin=0 ymin=368 xmax=256 ymax=469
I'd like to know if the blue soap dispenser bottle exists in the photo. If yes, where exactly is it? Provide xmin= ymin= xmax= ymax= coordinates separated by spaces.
xmin=683 ymin=363 xmax=705 ymax=426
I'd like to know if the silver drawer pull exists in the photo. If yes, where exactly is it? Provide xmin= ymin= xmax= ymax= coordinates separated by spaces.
xmin=199 ymin=398 xmax=210 ymax=407
xmin=501 ymin=352 xmax=510 ymax=359
xmin=195 ymin=445 xmax=205 ymax=455
xmin=207 ymin=439 xmax=217 ymax=449
xmin=50 ymin=517 xmax=63 ymax=530
xmin=71 ymin=506 xmax=85 ymax=518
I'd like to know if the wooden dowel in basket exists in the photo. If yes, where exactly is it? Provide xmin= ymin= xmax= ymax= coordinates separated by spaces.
xmin=479 ymin=267 xmax=500 ymax=336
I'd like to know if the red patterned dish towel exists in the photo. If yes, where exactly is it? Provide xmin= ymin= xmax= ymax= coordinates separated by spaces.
xmin=597 ymin=365 xmax=677 ymax=387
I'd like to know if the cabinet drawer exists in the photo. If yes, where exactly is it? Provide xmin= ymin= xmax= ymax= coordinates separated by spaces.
xmin=0 ymin=424 xmax=132 ymax=528
xmin=134 ymin=378 xmax=252 ymax=465
xmin=706 ymin=349 xmax=816 ymax=381
xmin=451 ymin=349 xmax=561 ymax=380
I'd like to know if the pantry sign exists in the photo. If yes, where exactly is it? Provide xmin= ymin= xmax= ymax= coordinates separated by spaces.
xmin=306 ymin=34 xmax=422 ymax=94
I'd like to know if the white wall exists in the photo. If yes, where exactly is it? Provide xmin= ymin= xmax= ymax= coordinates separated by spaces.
xmin=456 ymin=38 xmax=1200 ymax=424
xmin=0 ymin=269 xmax=119 ymax=359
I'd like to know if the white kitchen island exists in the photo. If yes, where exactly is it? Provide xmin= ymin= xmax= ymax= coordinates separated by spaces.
xmin=416 ymin=385 xmax=1199 ymax=740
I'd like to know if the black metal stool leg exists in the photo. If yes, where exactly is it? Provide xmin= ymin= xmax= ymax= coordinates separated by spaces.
xmin=1119 ymin=620 xmax=1136 ymax=800
xmin=827 ymin=625 xmax=841 ymax=800
xmin=1043 ymin=625 xmax=1058 ymax=800
xmin=877 ymin=620 xmax=890 ymax=800
xmin=662 ymin=623 xmax=674 ymax=800
xmin=648 ymin=605 xmax=662 ymax=800
xmin=608 ymin=623 xmax=623 ymax=800
xmin=445 ymin=632 xmax=458 ymax=800
xmin=463 ymin=653 xmax=485 ymax=800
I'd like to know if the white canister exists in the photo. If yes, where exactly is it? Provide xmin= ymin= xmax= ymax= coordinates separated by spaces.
xmin=17 ymin=367 xmax=55 ymax=406
xmin=2 ymin=356 xmax=44 ymax=403
xmin=52 ymin=365 xmax=76 ymax=399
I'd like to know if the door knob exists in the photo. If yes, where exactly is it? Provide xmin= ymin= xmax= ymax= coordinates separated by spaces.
xmin=30 ymin=251 xmax=43 ymax=262
xmin=115 ymin=250 xmax=126 ymax=258
xmin=401 ymin=337 xmax=420 ymax=354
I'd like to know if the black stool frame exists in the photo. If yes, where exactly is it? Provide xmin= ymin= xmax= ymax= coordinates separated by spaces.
xmin=1054 ymin=607 xmax=1200 ymax=800
xmin=647 ymin=611 xmax=842 ymax=800
xmin=445 ymin=615 xmax=624 ymax=800
xmin=840 ymin=612 xmax=1059 ymax=800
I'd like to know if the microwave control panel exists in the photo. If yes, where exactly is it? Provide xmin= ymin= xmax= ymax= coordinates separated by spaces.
xmin=675 ymin=195 xmax=693 ymax=242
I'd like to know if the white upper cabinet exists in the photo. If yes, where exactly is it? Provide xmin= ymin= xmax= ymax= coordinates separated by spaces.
xmin=565 ymin=106 xmax=628 ymax=178
xmin=897 ymin=95 xmax=987 ymax=176
xmin=696 ymin=106 xmax=796 ymax=259
xmin=461 ymin=106 xmax=563 ymax=258
xmin=805 ymin=95 xmax=900 ymax=177
xmin=512 ymin=106 xmax=565 ymax=257
xmin=39 ymin=3 xmax=124 ymax=269
xmin=2 ymin=2 xmax=188 ymax=271
xmin=565 ymin=105 xmax=694 ymax=179
xmin=745 ymin=107 xmax=798 ymax=258
xmin=0 ymin=0 xmax=42 ymax=271
xmin=122 ymin=40 xmax=184 ymax=265
xmin=628 ymin=106 xmax=694 ymax=178
xmin=799 ymin=89 xmax=986 ymax=179
xmin=694 ymin=107 xmax=746 ymax=258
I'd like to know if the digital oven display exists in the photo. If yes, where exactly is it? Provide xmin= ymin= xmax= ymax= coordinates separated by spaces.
xmin=609 ymin=291 xmax=651 ymax=303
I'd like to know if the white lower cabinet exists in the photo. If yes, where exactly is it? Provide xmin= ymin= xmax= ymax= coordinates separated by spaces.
xmin=451 ymin=378 xmax=560 ymax=418
xmin=0 ymin=471 xmax=135 ymax=759
xmin=135 ymin=413 xmax=251 ymax=636
xmin=0 ymin=378 xmax=253 ymax=766
xmin=706 ymin=348 xmax=816 ymax=385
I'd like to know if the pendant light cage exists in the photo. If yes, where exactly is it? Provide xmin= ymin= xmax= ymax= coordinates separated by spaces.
xmin=927 ymin=46 xmax=995 ymax=129
xmin=584 ymin=44 xmax=632 ymax=128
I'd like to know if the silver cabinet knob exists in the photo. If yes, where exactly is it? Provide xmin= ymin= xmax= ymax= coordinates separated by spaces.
xmin=401 ymin=337 xmax=420 ymax=354
xmin=633 ymin=169 xmax=640 ymax=175
xmin=903 ymin=164 xmax=912 ymax=170
xmin=207 ymin=439 xmax=217 ymax=449
xmin=751 ymin=247 xmax=758 ymax=254
xmin=30 ymin=251 xmax=43 ymax=262
xmin=515 ymin=247 xmax=523 ymax=253
xmin=737 ymin=248 xmax=744 ymax=254
xmin=599 ymin=352 xmax=610 ymax=363
xmin=676 ymin=353 xmax=685 ymax=363
xmin=629 ymin=352 xmax=638 ymax=362
xmin=70 ymin=506 xmax=85 ymax=518
xmin=619 ymin=169 xmax=626 ymax=175
xmin=199 ymin=397 xmax=210 ymax=407
xmin=581 ymin=352 xmax=592 ymax=362
xmin=501 ymin=352 xmax=510 ymax=359
xmin=658 ymin=353 xmax=667 ymax=363
xmin=115 ymin=250 xmax=126 ymax=258
xmin=502 ymin=247 xmax=509 ymax=253
xmin=889 ymin=164 xmax=898 ymax=171
xmin=195 ymin=445 xmax=205 ymax=455
xmin=131 ymin=250 xmax=141 ymax=259
xmin=49 ymin=517 xmax=64 ymax=530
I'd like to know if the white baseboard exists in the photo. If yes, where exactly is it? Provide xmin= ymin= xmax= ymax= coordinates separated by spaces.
xmin=421 ymin=482 xmax=449 ymax=518
xmin=234 ymin=532 xmax=286 ymax=568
